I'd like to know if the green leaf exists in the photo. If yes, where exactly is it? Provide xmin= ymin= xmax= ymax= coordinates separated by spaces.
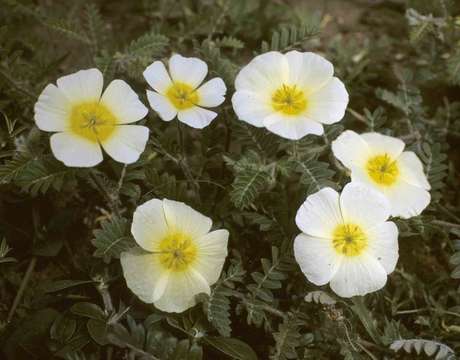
xmin=91 ymin=216 xmax=134 ymax=261
xmin=50 ymin=314 xmax=77 ymax=343
xmin=204 ymin=337 xmax=258 ymax=360
xmin=71 ymin=302 xmax=106 ymax=321
xmin=41 ymin=279 xmax=95 ymax=293
xmin=87 ymin=319 xmax=109 ymax=346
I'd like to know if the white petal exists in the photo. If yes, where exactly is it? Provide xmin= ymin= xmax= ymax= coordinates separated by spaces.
xmin=100 ymin=125 xmax=149 ymax=164
xmin=196 ymin=78 xmax=226 ymax=107
xmin=305 ymin=77 xmax=349 ymax=125
xmin=340 ymin=183 xmax=391 ymax=228
xmin=154 ymin=269 xmax=210 ymax=313
xmin=397 ymin=151 xmax=430 ymax=190
xmin=143 ymin=61 xmax=173 ymax=94
xmin=131 ymin=198 xmax=170 ymax=252
xmin=146 ymin=90 xmax=177 ymax=121
xmin=120 ymin=248 xmax=165 ymax=303
xmin=285 ymin=51 xmax=334 ymax=92
xmin=263 ymin=113 xmax=324 ymax=140
xmin=162 ymin=199 xmax=212 ymax=239
xmin=231 ymin=91 xmax=271 ymax=128
xmin=56 ymin=68 xmax=103 ymax=103
xmin=295 ymin=187 xmax=342 ymax=238
xmin=194 ymin=229 xmax=229 ymax=284
xmin=329 ymin=255 xmax=388 ymax=297
xmin=294 ymin=234 xmax=341 ymax=286
xmin=100 ymin=80 xmax=148 ymax=124
xmin=385 ymin=180 xmax=431 ymax=219
xmin=366 ymin=222 xmax=399 ymax=274
xmin=332 ymin=130 xmax=371 ymax=169
xmin=177 ymin=107 xmax=217 ymax=129
xmin=235 ymin=51 xmax=288 ymax=94
xmin=361 ymin=132 xmax=405 ymax=158
xmin=50 ymin=132 xmax=102 ymax=167
xmin=34 ymin=84 xmax=71 ymax=132
xmin=169 ymin=54 xmax=207 ymax=89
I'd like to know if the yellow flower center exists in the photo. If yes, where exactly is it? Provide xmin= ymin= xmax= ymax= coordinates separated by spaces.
xmin=271 ymin=84 xmax=307 ymax=115
xmin=366 ymin=154 xmax=399 ymax=186
xmin=69 ymin=101 xmax=117 ymax=143
xmin=332 ymin=223 xmax=367 ymax=257
xmin=158 ymin=231 xmax=197 ymax=272
xmin=166 ymin=82 xmax=199 ymax=110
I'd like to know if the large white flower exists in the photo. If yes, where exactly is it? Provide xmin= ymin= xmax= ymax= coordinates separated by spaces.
xmin=121 ymin=198 xmax=229 ymax=313
xmin=34 ymin=68 xmax=149 ymax=167
xmin=143 ymin=54 xmax=227 ymax=129
xmin=231 ymin=50 xmax=349 ymax=140
xmin=332 ymin=130 xmax=431 ymax=219
xmin=294 ymin=183 xmax=399 ymax=298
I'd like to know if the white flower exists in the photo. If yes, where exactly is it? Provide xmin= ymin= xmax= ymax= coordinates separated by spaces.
xmin=231 ymin=51 xmax=349 ymax=140
xmin=294 ymin=183 xmax=399 ymax=298
xmin=34 ymin=68 xmax=149 ymax=167
xmin=143 ymin=54 xmax=227 ymax=129
xmin=332 ymin=130 xmax=431 ymax=219
xmin=121 ymin=198 xmax=229 ymax=313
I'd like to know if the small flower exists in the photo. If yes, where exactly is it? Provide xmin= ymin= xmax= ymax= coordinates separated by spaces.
xmin=332 ymin=130 xmax=431 ymax=218
xmin=231 ymin=51 xmax=349 ymax=140
xmin=294 ymin=183 xmax=399 ymax=298
xmin=143 ymin=54 xmax=227 ymax=129
xmin=121 ymin=198 xmax=229 ymax=313
xmin=34 ymin=68 xmax=149 ymax=167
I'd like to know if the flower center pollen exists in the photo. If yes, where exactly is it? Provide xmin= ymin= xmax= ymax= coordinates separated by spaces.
xmin=271 ymin=84 xmax=307 ymax=115
xmin=158 ymin=231 xmax=197 ymax=272
xmin=332 ymin=223 xmax=367 ymax=257
xmin=166 ymin=82 xmax=199 ymax=110
xmin=69 ymin=101 xmax=117 ymax=143
xmin=366 ymin=154 xmax=399 ymax=186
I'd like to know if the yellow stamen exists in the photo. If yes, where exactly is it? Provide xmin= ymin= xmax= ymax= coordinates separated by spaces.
xmin=271 ymin=84 xmax=307 ymax=115
xmin=69 ymin=101 xmax=117 ymax=143
xmin=166 ymin=82 xmax=199 ymax=110
xmin=366 ymin=154 xmax=399 ymax=186
xmin=332 ymin=223 xmax=367 ymax=257
xmin=158 ymin=231 xmax=197 ymax=272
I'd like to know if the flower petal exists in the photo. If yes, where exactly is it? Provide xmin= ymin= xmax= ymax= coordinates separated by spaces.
xmin=131 ymin=198 xmax=170 ymax=252
xmin=361 ymin=132 xmax=405 ymax=158
xmin=366 ymin=222 xmax=399 ymax=274
xmin=56 ymin=68 xmax=103 ymax=103
xmin=231 ymin=91 xmax=271 ymax=128
xmin=100 ymin=125 xmax=149 ymax=164
xmin=305 ymin=77 xmax=349 ymax=125
xmin=294 ymin=234 xmax=341 ymax=286
xmin=194 ymin=229 xmax=229 ymax=284
xmin=263 ymin=113 xmax=324 ymax=140
xmin=196 ymin=78 xmax=226 ymax=107
xmin=146 ymin=90 xmax=177 ymax=121
xmin=340 ymin=183 xmax=391 ymax=228
xmin=285 ymin=50 xmax=334 ymax=92
xmin=120 ymin=248 xmax=165 ymax=303
xmin=50 ymin=132 xmax=103 ymax=167
xmin=329 ymin=254 xmax=388 ymax=297
xmin=100 ymin=80 xmax=148 ymax=124
xmin=143 ymin=61 xmax=173 ymax=94
xmin=177 ymin=107 xmax=217 ymax=129
xmin=295 ymin=187 xmax=342 ymax=238
xmin=154 ymin=269 xmax=210 ymax=313
xmin=34 ymin=84 xmax=71 ymax=132
xmin=169 ymin=54 xmax=207 ymax=89
xmin=162 ymin=199 xmax=212 ymax=239
xmin=384 ymin=180 xmax=431 ymax=219
xmin=332 ymin=130 xmax=371 ymax=169
xmin=397 ymin=151 xmax=430 ymax=190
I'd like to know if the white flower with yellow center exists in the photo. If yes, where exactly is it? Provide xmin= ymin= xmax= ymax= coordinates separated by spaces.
xmin=34 ymin=68 xmax=149 ymax=167
xmin=231 ymin=51 xmax=349 ymax=140
xmin=143 ymin=54 xmax=227 ymax=129
xmin=121 ymin=198 xmax=229 ymax=313
xmin=332 ymin=130 xmax=431 ymax=219
xmin=294 ymin=183 xmax=399 ymax=297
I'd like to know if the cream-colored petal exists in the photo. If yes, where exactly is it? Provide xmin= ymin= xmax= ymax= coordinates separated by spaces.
xmin=34 ymin=84 xmax=71 ymax=132
xmin=361 ymin=132 xmax=405 ymax=158
xmin=177 ymin=107 xmax=217 ymax=129
xmin=384 ymin=180 xmax=431 ymax=219
xmin=169 ymin=54 xmax=208 ymax=89
xmin=366 ymin=222 xmax=399 ymax=274
xmin=397 ymin=151 xmax=430 ymax=190
xmin=196 ymin=78 xmax=226 ymax=107
xmin=100 ymin=80 xmax=148 ymax=124
xmin=131 ymin=198 xmax=169 ymax=252
xmin=263 ymin=113 xmax=323 ymax=140
xmin=332 ymin=130 xmax=371 ymax=169
xmin=231 ymin=91 xmax=271 ymax=128
xmin=50 ymin=132 xmax=103 ymax=168
xmin=143 ymin=61 xmax=173 ymax=94
xmin=194 ymin=229 xmax=229 ymax=284
xmin=56 ymin=68 xmax=103 ymax=103
xmin=100 ymin=125 xmax=149 ymax=164
xmin=146 ymin=90 xmax=177 ymax=121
